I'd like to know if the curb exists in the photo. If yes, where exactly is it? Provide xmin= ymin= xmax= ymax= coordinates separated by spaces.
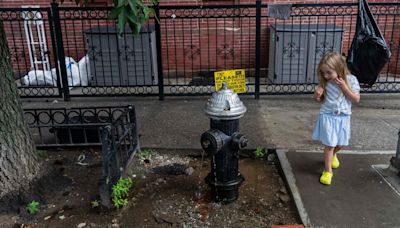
xmin=275 ymin=149 xmax=311 ymax=228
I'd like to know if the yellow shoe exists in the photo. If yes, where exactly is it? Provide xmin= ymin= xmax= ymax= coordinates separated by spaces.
xmin=332 ymin=154 xmax=340 ymax=169
xmin=320 ymin=170 xmax=333 ymax=185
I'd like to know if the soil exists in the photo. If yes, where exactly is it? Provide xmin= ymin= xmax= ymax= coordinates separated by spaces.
xmin=0 ymin=148 xmax=301 ymax=228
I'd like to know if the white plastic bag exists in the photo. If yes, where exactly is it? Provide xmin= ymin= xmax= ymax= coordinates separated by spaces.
xmin=78 ymin=55 xmax=90 ymax=86
xmin=64 ymin=57 xmax=80 ymax=89
xmin=21 ymin=70 xmax=57 ymax=86
xmin=21 ymin=56 xmax=91 ymax=89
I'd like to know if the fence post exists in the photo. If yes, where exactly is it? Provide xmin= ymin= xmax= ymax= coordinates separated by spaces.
xmin=51 ymin=1 xmax=70 ymax=101
xmin=127 ymin=105 xmax=140 ymax=148
xmin=390 ymin=129 xmax=400 ymax=171
xmin=47 ymin=8 xmax=63 ymax=98
xmin=255 ymin=0 xmax=261 ymax=100
xmin=154 ymin=3 xmax=164 ymax=100
xmin=99 ymin=125 xmax=112 ymax=208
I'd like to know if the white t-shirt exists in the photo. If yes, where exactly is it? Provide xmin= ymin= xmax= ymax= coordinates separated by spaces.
xmin=320 ymin=74 xmax=360 ymax=115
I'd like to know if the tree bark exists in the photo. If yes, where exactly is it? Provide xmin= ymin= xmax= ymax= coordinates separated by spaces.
xmin=0 ymin=20 xmax=39 ymax=200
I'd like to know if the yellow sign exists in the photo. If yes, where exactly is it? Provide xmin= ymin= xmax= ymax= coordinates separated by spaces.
xmin=214 ymin=69 xmax=246 ymax=93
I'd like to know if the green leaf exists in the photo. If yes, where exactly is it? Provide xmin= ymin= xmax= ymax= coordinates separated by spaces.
xmin=117 ymin=0 xmax=128 ymax=7
xmin=142 ymin=6 xmax=149 ymax=18
xmin=111 ymin=177 xmax=133 ymax=209
xmin=108 ymin=6 xmax=123 ymax=20
xmin=148 ymin=8 xmax=156 ymax=16
xmin=148 ymin=8 xmax=160 ymax=23
xmin=26 ymin=200 xmax=40 ymax=215
xmin=127 ymin=0 xmax=138 ymax=12
xmin=135 ymin=0 xmax=145 ymax=10
xmin=139 ymin=13 xmax=148 ymax=25
xmin=117 ymin=7 xmax=128 ymax=34
xmin=128 ymin=22 xmax=140 ymax=35
xmin=126 ymin=8 xmax=138 ymax=23
xmin=91 ymin=200 xmax=100 ymax=208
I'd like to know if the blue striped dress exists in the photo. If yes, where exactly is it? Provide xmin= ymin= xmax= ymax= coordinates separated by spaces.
xmin=312 ymin=75 xmax=360 ymax=147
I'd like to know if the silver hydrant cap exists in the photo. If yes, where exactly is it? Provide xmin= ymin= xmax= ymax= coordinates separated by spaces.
xmin=204 ymin=83 xmax=247 ymax=120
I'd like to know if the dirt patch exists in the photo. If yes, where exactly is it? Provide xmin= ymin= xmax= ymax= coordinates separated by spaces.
xmin=0 ymin=148 xmax=301 ymax=227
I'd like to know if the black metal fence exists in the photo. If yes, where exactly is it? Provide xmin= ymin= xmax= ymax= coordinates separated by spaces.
xmin=2 ymin=7 xmax=62 ymax=98
xmin=24 ymin=106 xmax=127 ymax=147
xmin=2 ymin=2 xmax=400 ymax=100
xmin=24 ymin=104 xmax=140 ymax=208
xmin=99 ymin=106 xmax=140 ymax=208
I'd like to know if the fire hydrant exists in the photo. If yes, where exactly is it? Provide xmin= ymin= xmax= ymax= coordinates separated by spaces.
xmin=200 ymin=83 xmax=248 ymax=204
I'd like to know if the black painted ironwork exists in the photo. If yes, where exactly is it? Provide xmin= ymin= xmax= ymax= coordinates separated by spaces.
xmin=24 ymin=106 xmax=126 ymax=147
xmin=261 ymin=3 xmax=400 ymax=94
xmin=2 ymin=2 xmax=400 ymax=98
xmin=99 ymin=105 xmax=140 ymax=208
xmin=0 ymin=7 xmax=62 ymax=98
xmin=24 ymin=104 xmax=141 ymax=209
xmin=52 ymin=2 xmax=70 ymax=101
xmin=155 ymin=3 xmax=164 ymax=100
xmin=255 ymin=0 xmax=261 ymax=99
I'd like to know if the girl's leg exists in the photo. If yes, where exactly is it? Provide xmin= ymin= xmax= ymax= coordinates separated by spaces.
xmin=332 ymin=146 xmax=342 ymax=169
xmin=334 ymin=146 xmax=342 ymax=155
xmin=324 ymin=146 xmax=335 ymax=173
xmin=320 ymin=146 xmax=335 ymax=185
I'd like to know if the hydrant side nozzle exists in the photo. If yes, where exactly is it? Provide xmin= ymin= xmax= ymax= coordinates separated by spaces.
xmin=200 ymin=129 xmax=225 ymax=155
xmin=231 ymin=133 xmax=248 ymax=150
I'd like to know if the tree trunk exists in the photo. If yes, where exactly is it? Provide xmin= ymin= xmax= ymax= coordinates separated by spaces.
xmin=0 ymin=20 xmax=39 ymax=200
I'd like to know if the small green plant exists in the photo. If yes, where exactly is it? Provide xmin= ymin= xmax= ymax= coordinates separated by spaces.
xmin=91 ymin=200 xmax=100 ymax=208
xmin=254 ymin=147 xmax=266 ymax=158
xmin=136 ymin=149 xmax=156 ymax=160
xmin=111 ymin=177 xmax=133 ymax=209
xmin=26 ymin=200 xmax=40 ymax=215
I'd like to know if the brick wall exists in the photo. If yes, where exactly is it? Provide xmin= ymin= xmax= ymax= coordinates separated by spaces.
xmin=1 ymin=0 xmax=399 ymax=80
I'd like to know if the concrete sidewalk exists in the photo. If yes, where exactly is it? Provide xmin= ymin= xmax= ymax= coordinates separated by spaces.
xmin=22 ymin=93 xmax=400 ymax=151
xmin=22 ymin=93 xmax=400 ymax=227
xmin=278 ymin=150 xmax=400 ymax=227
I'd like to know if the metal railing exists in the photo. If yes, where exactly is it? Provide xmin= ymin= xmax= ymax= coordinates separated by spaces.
xmin=24 ymin=106 xmax=126 ymax=147
xmin=2 ymin=7 xmax=62 ymax=98
xmin=24 ymin=106 xmax=140 ymax=208
xmin=24 ymin=103 xmax=140 ymax=208
xmin=2 ymin=2 xmax=399 ymax=100
xmin=99 ymin=105 xmax=140 ymax=208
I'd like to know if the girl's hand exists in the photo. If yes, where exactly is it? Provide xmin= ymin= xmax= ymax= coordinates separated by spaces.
xmin=335 ymin=77 xmax=348 ymax=89
xmin=314 ymin=86 xmax=324 ymax=102
xmin=335 ymin=77 xmax=360 ymax=103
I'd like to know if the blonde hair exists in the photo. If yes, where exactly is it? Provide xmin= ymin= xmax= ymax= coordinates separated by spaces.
xmin=317 ymin=52 xmax=351 ymax=90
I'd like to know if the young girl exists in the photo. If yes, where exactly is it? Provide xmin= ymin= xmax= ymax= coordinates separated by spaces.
xmin=313 ymin=52 xmax=360 ymax=185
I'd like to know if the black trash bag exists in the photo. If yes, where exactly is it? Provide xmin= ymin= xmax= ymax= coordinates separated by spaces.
xmin=346 ymin=0 xmax=391 ymax=87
